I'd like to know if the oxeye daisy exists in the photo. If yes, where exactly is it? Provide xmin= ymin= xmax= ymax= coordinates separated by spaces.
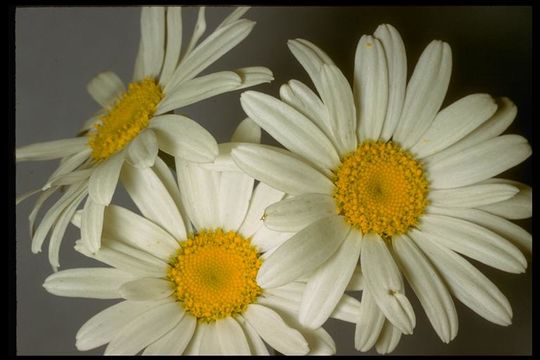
xmin=42 ymin=119 xmax=361 ymax=355
xmin=16 ymin=6 xmax=273 ymax=270
xmin=231 ymin=23 xmax=532 ymax=349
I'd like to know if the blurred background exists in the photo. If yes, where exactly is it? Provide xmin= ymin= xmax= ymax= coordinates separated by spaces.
xmin=15 ymin=6 xmax=531 ymax=355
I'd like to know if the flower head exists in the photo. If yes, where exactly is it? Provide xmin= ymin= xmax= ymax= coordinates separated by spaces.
xmin=232 ymin=24 xmax=532 ymax=352
xmin=43 ymin=119 xmax=360 ymax=355
xmin=16 ymin=6 xmax=273 ymax=270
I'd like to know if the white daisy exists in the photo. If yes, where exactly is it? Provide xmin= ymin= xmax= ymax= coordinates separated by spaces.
xmin=16 ymin=6 xmax=273 ymax=270
xmin=42 ymin=119 xmax=361 ymax=355
xmin=231 ymin=23 xmax=532 ymax=350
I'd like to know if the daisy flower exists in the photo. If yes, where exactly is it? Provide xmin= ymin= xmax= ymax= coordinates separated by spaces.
xmin=16 ymin=6 xmax=273 ymax=270
xmin=42 ymin=119 xmax=361 ymax=355
xmin=231 ymin=23 xmax=532 ymax=349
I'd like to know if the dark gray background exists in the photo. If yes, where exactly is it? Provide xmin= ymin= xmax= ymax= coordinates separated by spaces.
xmin=16 ymin=6 xmax=532 ymax=355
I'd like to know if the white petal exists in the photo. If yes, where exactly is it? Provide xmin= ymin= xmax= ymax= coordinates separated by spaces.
xmin=175 ymin=158 xmax=220 ymax=230
xmin=425 ymin=97 xmax=517 ymax=163
xmin=86 ymin=71 xmax=125 ymax=109
xmin=166 ymin=19 xmax=255 ymax=90
xmin=419 ymin=214 xmax=526 ymax=273
xmin=199 ymin=327 xmax=222 ymax=356
xmin=140 ymin=6 xmax=165 ymax=78
xmin=121 ymin=164 xmax=186 ymax=240
xmin=279 ymin=79 xmax=333 ymax=144
xmin=16 ymin=137 xmax=88 ymax=162
xmin=256 ymin=294 xmax=336 ymax=355
xmin=31 ymin=183 xmax=86 ymax=253
xmin=179 ymin=7 xmax=206 ymax=63
xmin=152 ymin=157 xmax=192 ymax=233
xmin=354 ymin=290 xmax=385 ymax=351
xmin=158 ymin=71 xmax=241 ymax=113
xmin=264 ymin=281 xmax=305 ymax=301
xmin=44 ymin=148 xmax=92 ymax=188
xmin=199 ymin=322 xmax=224 ymax=355
xmin=392 ymin=234 xmax=458 ymax=343
xmin=120 ymin=278 xmax=173 ymax=301
xmin=330 ymin=293 xmax=363 ymax=323
xmin=16 ymin=188 xmax=42 ymax=205
xmin=375 ymin=320 xmax=402 ymax=354
xmin=429 ymin=183 xmax=519 ymax=208
xmin=79 ymin=116 xmax=99 ymax=134
xmin=28 ymin=188 xmax=56 ymax=237
xmin=238 ymin=316 xmax=270 ymax=355
xmin=239 ymin=182 xmax=284 ymax=237
xmin=318 ymin=64 xmax=357 ymax=154
xmin=159 ymin=7 xmax=182 ymax=86
xmin=304 ymin=328 xmax=336 ymax=355
xmin=232 ymin=66 xmax=274 ymax=90
xmin=264 ymin=193 xmax=336 ymax=232
xmin=251 ymin=226 xmax=293 ymax=253
xmin=240 ymin=91 xmax=340 ymax=173
xmin=346 ymin=266 xmax=365 ymax=291
xmin=426 ymin=135 xmax=532 ymax=189
xmin=29 ymin=188 xmax=64 ymax=247
xmin=231 ymin=117 xmax=261 ymax=144
xmin=105 ymin=301 xmax=183 ymax=355
xmin=299 ymin=230 xmax=362 ymax=328
xmin=217 ymin=170 xmax=254 ymax=231
xmin=426 ymin=206 xmax=532 ymax=255
xmin=354 ymin=35 xmax=388 ymax=142
xmin=373 ymin=24 xmax=407 ymax=141
xmin=361 ymin=233 xmax=415 ymax=334
xmin=232 ymin=144 xmax=333 ymax=196
xmin=43 ymin=268 xmax=133 ymax=299
xmin=244 ymin=304 xmax=309 ymax=355
xmin=477 ymin=179 xmax=532 ymax=219
xmin=197 ymin=142 xmax=240 ymax=172
xmin=81 ymin=197 xmax=105 ymax=254
xmin=410 ymin=229 xmax=512 ymax=326
xmin=217 ymin=7 xmax=250 ymax=30
xmin=76 ymin=299 xmax=169 ymax=351
xmin=254 ymin=231 xmax=307 ymax=259
xmin=44 ymin=168 xmax=93 ymax=189
xmin=126 ymin=129 xmax=158 ymax=168
xmin=216 ymin=318 xmax=251 ymax=355
xmin=411 ymin=94 xmax=497 ymax=158
xmin=184 ymin=321 xmax=206 ymax=355
xmin=132 ymin=36 xmax=145 ymax=82
xmin=88 ymin=150 xmax=125 ymax=205
xmin=150 ymin=114 xmax=218 ymax=162
xmin=48 ymin=189 xmax=86 ymax=270
xmin=257 ymin=215 xmax=350 ymax=288
xmin=74 ymin=238 xmax=168 ymax=277
xmin=287 ymin=38 xmax=335 ymax=92
xmin=394 ymin=41 xmax=452 ymax=149
xmin=142 ymin=313 xmax=196 ymax=355
xmin=102 ymin=205 xmax=178 ymax=260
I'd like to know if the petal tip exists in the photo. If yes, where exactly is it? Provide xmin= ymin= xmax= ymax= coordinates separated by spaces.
xmin=298 ymin=311 xmax=322 ymax=330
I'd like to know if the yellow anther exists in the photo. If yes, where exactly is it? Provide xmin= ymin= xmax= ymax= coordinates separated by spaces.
xmin=88 ymin=77 xmax=163 ymax=161
xmin=333 ymin=141 xmax=429 ymax=237
xmin=168 ymin=229 xmax=262 ymax=323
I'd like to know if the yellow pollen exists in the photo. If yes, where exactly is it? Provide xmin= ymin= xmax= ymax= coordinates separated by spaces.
xmin=88 ymin=77 xmax=163 ymax=161
xmin=332 ymin=141 xmax=429 ymax=237
xmin=168 ymin=229 xmax=262 ymax=323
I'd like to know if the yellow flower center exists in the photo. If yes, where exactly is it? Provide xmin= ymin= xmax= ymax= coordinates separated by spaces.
xmin=88 ymin=78 xmax=163 ymax=161
xmin=168 ymin=229 xmax=262 ymax=323
xmin=333 ymin=141 xmax=429 ymax=237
